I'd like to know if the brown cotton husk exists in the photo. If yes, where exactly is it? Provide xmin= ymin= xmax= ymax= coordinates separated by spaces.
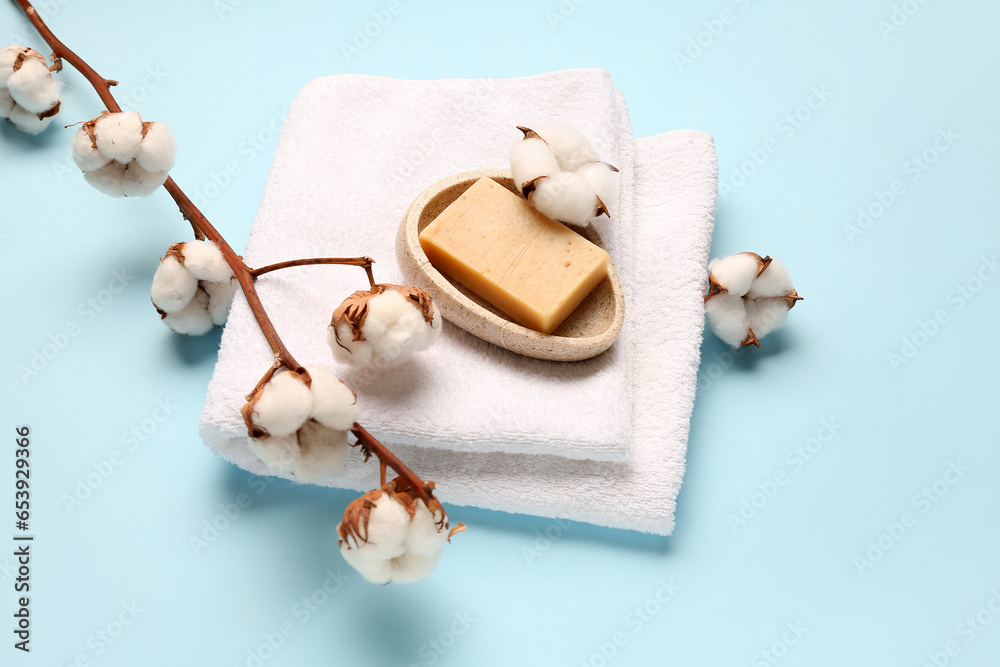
xmin=240 ymin=388 xmax=270 ymax=440
xmin=521 ymin=174 xmax=545 ymax=198
xmin=516 ymin=125 xmax=543 ymax=142
xmin=330 ymin=284 xmax=436 ymax=343
xmin=783 ymin=288 xmax=804 ymax=310
xmin=38 ymin=101 xmax=60 ymax=120
xmin=741 ymin=329 xmax=761 ymax=348
xmin=11 ymin=47 xmax=46 ymax=72
xmin=337 ymin=477 xmax=450 ymax=549
xmin=594 ymin=195 xmax=609 ymax=218
xmin=151 ymin=297 xmax=167 ymax=320
xmin=80 ymin=111 xmax=110 ymax=150
xmin=163 ymin=242 xmax=186 ymax=264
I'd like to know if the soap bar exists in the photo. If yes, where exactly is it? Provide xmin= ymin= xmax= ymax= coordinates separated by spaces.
xmin=419 ymin=177 xmax=609 ymax=335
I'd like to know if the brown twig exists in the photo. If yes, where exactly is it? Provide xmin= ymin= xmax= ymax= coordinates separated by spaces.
xmin=251 ymin=256 xmax=375 ymax=288
xmin=15 ymin=0 xmax=431 ymax=494
xmin=351 ymin=424 xmax=433 ymax=504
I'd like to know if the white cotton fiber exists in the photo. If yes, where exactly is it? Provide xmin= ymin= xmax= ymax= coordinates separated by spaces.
xmin=248 ymin=434 xmax=300 ymax=475
xmin=746 ymin=258 xmax=793 ymax=299
xmin=385 ymin=553 xmax=440 ymax=584
xmin=95 ymin=111 xmax=143 ymax=163
xmin=7 ymin=104 xmax=53 ymax=135
xmin=305 ymin=365 xmax=358 ymax=430
xmin=531 ymin=171 xmax=597 ymax=226
xmin=292 ymin=421 xmax=349 ymax=483
xmin=578 ymin=161 xmax=619 ymax=214
xmin=705 ymin=292 xmax=751 ymax=348
xmin=251 ymin=371 xmax=313 ymax=438
xmin=0 ymin=87 xmax=15 ymax=117
xmin=150 ymin=255 xmax=198 ymax=313
xmin=135 ymin=121 xmax=177 ymax=173
xmin=329 ymin=321 xmax=373 ymax=369
xmin=181 ymin=240 xmax=231 ymax=282
xmin=340 ymin=493 xmax=409 ymax=560
xmin=745 ymin=298 xmax=789 ymax=339
xmin=708 ymin=253 xmax=761 ymax=297
xmin=204 ymin=277 xmax=237 ymax=326
xmin=6 ymin=58 xmax=59 ymax=114
xmin=361 ymin=290 xmax=442 ymax=370
xmin=403 ymin=502 xmax=448 ymax=559
xmin=122 ymin=163 xmax=167 ymax=197
xmin=510 ymin=137 xmax=559 ymax=193
xmin=83 ymin=161 xmax=127 ymax=197
xmin=162 ymin=287 xmax=213 ymax=335
xmin=71 ymin=127 xmax=111 ymax=171
xmin=535 ymin=124 xmax=598 ymax=171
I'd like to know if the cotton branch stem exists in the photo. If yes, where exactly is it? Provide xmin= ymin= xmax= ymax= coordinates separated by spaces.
xmin=251 ymin=257 xmax=375 ymax=287
xmin=15 ymin=0 xmax=429 ymax=493
xmin=351 ymin=424 xmax=434 ymax=504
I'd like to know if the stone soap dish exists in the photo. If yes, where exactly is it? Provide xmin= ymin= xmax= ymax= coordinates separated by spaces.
xmin=396 ymin=168 xmax=625 ymax=362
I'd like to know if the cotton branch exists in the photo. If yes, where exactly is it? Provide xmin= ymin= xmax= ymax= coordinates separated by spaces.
xmin=13 ymin=0 xmax=436 ymax=501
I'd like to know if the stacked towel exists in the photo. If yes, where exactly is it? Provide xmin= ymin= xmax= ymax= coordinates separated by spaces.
xmin=199 ymin=70 xmax=717 ymax=535
xmin=200 ymin=69 xmax=634 ymax=463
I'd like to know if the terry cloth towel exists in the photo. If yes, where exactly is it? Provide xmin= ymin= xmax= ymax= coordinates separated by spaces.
xmin=200 ymin=69 xmax=638 ymax=462
xmin=202 ymin=126 xmax=716 ymax=535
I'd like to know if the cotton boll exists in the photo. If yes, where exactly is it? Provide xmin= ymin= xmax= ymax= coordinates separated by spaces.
xmin=362 ymin=290 xmax=441 ymax=369
xmin=705 ymin=292 xmax=751 ymax=348
xmin=746 ymin=258 xmax=793 ymax=299
xmin=7 ymin=104 xmax=53 ymax=135
xmin=305 ymin=365 xmax=358 ymax=430
xmin=707 ymin=253 xmax=761 ymax=297
xmin=339 ymin=493 xmax=410 ymax=559
xmin=161 ymin=288 xmax=213 ymax=335
xmin=577 ymin=161 xmax=618 ymax=215
xmin=150 ymin=255 xmax=198 ymax=313
xmin=534 ymin=124 xmax=598 ymax=171
xmin=510 ymin=137 xmax=559 ymax=193
xmin=248 ymin=434 xmax=300 ymax=475
xmin=329 ymin=321 xmax=373 ymax=369
xmin=95 ymin=111 xmax=143 ymax=163
xmin=83 ymin=161 xmax=127 ymax=197
xmin=135 ymin=121 xmax=177 ymax=172
xmin=6 ymin=59 xmax=60 ymax=113
xmin=250 ymin=371 xmax=313 ymax=438
xmin=180 ymin=240 xmax=232 ymax=282
xmin=530 ymin=171 xmax=597 ymax=227
xmin=122 ymin=163 xmax=167 ymax=197
xmin=0 ymin=87 xmax=14 ymax=117
xmin=745 ymin=298 xmax=789 ymax=339
xmin=292 ymin=421 xmax=349 ymax=482
xmin=71 ymin=127 xmax=111 ymax=171
xmin=204 ymin=277 xmax=237 ymax=326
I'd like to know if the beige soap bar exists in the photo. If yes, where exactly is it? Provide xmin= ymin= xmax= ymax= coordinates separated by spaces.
xmin=419 ymin=177 xmax=608 ymax=335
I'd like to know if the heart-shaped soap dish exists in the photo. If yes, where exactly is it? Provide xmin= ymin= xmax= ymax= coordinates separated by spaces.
xmin=396 ymin=169 xmax=625 ymax=362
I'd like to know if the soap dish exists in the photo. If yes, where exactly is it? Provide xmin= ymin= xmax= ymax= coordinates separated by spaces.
xmin=396 ymin=169 xmax=625 ymax=362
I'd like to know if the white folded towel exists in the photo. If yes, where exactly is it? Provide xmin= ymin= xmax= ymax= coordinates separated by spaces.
xmin=200 ymin=69 xmax=637 ymax=462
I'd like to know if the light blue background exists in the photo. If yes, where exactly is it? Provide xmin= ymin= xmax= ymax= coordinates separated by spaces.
xmin=3 ymin=1 xmax=999 ymax=665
